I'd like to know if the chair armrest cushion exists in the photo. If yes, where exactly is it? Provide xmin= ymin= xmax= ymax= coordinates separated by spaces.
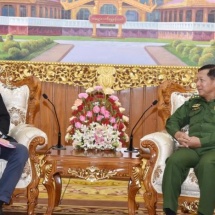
xmin=140 ymin=131 xmax=174 ymax=164
xmin=9 ymin=124 xmax=48 ymax=150
xmin=140 ymin=131 xmax=174 ymax=193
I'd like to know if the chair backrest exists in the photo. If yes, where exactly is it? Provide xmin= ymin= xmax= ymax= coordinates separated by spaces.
xmin=0 ymin=76 xmax=41 ymax=131
xmin=157 ymin=81 xmax=195 ymax=129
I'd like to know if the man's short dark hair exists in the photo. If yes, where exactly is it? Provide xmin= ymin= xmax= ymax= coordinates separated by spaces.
xmin=198 ymin=64 xmax=215 ymax=79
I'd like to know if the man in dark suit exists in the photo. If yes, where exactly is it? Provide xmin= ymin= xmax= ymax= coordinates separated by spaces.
xmin=0 ymin=94 xmax=28 ymax=215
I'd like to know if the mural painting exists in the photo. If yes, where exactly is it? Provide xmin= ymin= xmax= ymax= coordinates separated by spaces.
xmin=0 ymin=0 xmax=215 ymax=66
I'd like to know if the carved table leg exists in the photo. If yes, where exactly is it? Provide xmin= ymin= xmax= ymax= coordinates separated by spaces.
xmin=128 ymin=166 xmax=142 ymax=215
xmin=54 ymin=173 xmax=62 ymax=206
xmin=42 ymin=163 xmax=57 ymax=215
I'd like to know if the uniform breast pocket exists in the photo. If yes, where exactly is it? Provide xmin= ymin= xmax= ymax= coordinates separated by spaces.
xmin=189 ymin=108 xmax=203 ymax=124
xmin=204 ymin=109 xmax=215 ymax=123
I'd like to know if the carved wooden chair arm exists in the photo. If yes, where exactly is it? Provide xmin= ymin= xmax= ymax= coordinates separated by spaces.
xmin=140 ymin=131 xmax=174 ymax=161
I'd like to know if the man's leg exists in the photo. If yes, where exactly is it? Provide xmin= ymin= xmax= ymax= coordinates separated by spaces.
xmin=0 ymin=142 xmax=28 ymax=204
xmin=162 ymin=148 xmax=199 ymax=213
xmin=195 ymin=150 xmax=215 ymax=215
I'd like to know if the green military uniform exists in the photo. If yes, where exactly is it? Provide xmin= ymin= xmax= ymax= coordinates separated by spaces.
xmin=163 ymin=96 xmax=215 ymax=215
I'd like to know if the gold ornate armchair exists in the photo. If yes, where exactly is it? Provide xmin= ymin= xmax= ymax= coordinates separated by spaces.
xmin=0 ymin=75 xmax=47 ymax=215
xmin=140 ymin=81 xmax=200 ymax=214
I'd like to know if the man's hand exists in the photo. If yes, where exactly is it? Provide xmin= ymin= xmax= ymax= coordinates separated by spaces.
xmin=174 ymin=131 xmax=201 ymax=148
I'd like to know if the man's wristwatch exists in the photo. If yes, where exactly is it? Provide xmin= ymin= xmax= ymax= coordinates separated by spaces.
xmin=0 ymin=131 xmax=7 ymax=139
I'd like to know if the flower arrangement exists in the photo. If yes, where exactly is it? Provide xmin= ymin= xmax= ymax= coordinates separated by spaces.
xmin=65 ymin=86 xmax=129 ymax=151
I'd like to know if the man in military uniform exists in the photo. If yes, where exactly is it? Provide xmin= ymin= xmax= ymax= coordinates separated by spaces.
xmin=0 ymin=94 xmax=28 ymax=215
xmin=163 ymin=64 xmax=215 ymax=215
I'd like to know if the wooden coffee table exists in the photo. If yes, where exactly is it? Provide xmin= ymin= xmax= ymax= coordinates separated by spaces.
xmin=41 ymin=146 xmax=144 ymax=215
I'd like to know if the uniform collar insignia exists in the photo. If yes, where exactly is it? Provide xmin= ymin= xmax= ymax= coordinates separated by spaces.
xmin=192 ymin=104 xmax=201 ymax=110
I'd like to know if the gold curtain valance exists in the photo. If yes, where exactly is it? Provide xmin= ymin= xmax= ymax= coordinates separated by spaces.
xmin=0 ymin=61 xmax=198 ymax=90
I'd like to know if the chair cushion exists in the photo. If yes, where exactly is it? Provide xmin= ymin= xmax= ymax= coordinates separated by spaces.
xmin=0 ymin=82 xmax=29 ymax=132
xmin=171 ymin=92 xmax=196 ymax=114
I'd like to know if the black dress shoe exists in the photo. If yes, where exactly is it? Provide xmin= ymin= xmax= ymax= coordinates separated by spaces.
xmin=164 ymin=208 xmax=176 ymax=215
xmin=0 ymin=207 xmax=4 ymax=215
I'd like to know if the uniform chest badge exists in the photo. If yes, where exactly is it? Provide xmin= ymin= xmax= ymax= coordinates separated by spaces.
xmin=192 ymin=104 xmax=201 ymax=111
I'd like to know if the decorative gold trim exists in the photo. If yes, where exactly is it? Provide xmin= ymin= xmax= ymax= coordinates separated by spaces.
xmin=0 ymin=61 xmax=198 ymax=90
xmin=0 ymin=64 xmax=12 ymax=86
xmin=132 ymin=166 xmax=142 ymax=187
xmin=43 ymin=163 xmax=53 ymax=183
xmin=68 ymin=166 xmax=121 ymax=182
xmin=180 ymin=200 xmax=199 ymax=214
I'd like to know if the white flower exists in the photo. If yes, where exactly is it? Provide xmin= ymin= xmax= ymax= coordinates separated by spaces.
xmin=66 ymin=125 xmax=73 ymax=132
xmin=71 ymin=122 xmax=122 ymax=150
xmin=103 ymin=88 xmax=114 ymax=95
xmin=71 ymin=106 xmax=78 ymax=110
xmin=115 ymin=101 xmax=121 ymax=106
xmin=86 ymin=87 xmax=94 ymax=93
xmin=119 ymin=107 xmax=125 ymax=113
xmin=65 ymin=133 xmax=72 ymax=142
xmin=124 ymin=133 xmax=129 ymax=142
xmin=93 ymin=101 xmax=99 ymax=106
xmin=122 ymin=115 xmax=129 ymax=122
xmin=69 ymin=116 xmax=76 ymax=121
xmin=121 ymin=124 xmax=126 ymax=132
